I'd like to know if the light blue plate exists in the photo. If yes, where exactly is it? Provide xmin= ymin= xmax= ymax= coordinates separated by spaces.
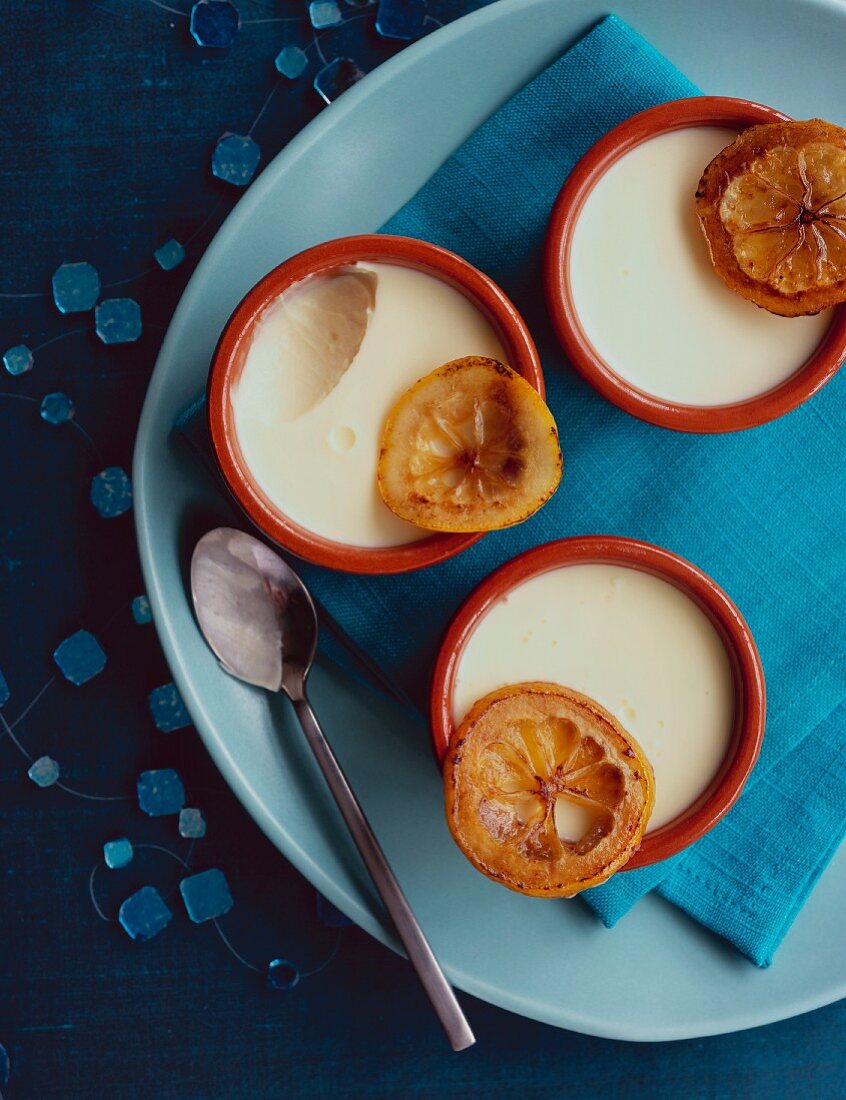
xmin=134 ymin=0 xmax=846 ymax=1040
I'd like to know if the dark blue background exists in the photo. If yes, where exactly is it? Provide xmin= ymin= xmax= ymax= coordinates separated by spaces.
xmin=1 ymin=2 xmax=844 ymax=1097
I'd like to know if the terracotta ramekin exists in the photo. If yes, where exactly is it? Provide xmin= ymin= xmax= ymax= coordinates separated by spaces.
xmin=207 ymin=234 xmax=544 ymax=574
xmin=430 ymin=536 xmax=766 ymax=870
xmin=544 ymin=96 xmax=846 ymax=433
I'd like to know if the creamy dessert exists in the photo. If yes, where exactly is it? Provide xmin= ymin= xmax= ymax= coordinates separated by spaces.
xmin=452 ymin=563 xmax=736 ymax=832
xmin=231 ymin=262 xmax=508 ymax=547
xmin=570 ymin=126 xmax=832 ymax=405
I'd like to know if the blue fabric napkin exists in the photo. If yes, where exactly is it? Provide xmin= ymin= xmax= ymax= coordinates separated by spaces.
xmin=180 ymin=15 xmax=846 ymax=965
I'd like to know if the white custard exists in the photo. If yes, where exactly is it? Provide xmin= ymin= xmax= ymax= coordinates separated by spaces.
xmin=570 ymin=127 xmax=832 ymax=406
xmin=232 ymin=262 xmax=508 ymax=547
xmin=452 ymin=564 xmax=736 ymax=832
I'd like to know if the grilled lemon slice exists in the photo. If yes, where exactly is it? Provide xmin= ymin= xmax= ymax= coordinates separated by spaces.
xmin=444 ymin=683 xmax=655 ymax=897
xmin=377 ymin=356 xmax=562 ymax=533
xmin=696 ymin=118 xmax=846 ymax=316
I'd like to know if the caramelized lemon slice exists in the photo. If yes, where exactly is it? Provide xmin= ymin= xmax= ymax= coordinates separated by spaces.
xmin=377 ymin=357 xmax=562 ymax=533
xmin=444 ymin=683 xmax=655 ymax=897
xmin=696 ymin=119 xmax=846 ymax=316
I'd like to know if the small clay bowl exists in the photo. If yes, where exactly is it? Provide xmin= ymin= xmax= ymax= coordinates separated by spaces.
xmin=430 ymin=536 xmax=766 ymax=870
xmin=207 ymin=234 xmax=544 ymax=574
xmin=544 ymin=96 xmax=846 ymax=433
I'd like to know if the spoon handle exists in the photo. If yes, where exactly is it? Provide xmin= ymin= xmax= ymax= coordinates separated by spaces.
xmin=292 ymin=694 xmax=475 ymax=1052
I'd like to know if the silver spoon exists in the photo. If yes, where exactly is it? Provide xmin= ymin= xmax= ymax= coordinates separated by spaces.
xmin=190 ymin=527 xmax=475 ymax=1052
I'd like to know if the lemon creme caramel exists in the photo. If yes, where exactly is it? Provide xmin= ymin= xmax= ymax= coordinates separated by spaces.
xmin=231 ymin=262 xmax=508 ymax=548
xmin=570 ymin=126 xmax=831 ymax=405
xmin=452 ymin=564 xmax=736 ymax=834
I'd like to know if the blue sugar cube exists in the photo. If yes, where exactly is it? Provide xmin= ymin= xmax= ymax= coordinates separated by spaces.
xmin=190 ymin=0 xmax=240 ymax=47
xmin=148 ymin=682 xmax=191 ymax=732
xmin=40 ymin=392 xmax=75 ymax=424
xmin=179 ymin=868 xmax=233 ymax=923
xmin=179 ymin=807 xmax=206 ymax=839
xmin=0 ymin=1040 xmax=9 ymax=1086
xmin=28 ymin=755 xmax=60 ymax=788
xmin=132 ymin=595 xmax=151 ymax=624
xmin=267 ymin=958 xmax=300 ymax=991
xmin=118 ymin=885 xmax=172 ymax=942
xmin=137 ymin=768 xmax=186 ymax=816
xmin=375 ymin=0 xmax=427 ymax=39
xmin=52 ymin=262 xmax=100 ymax=314
xmin=95 ymin=298 xmax=142 ymax=345
xmin=275 ymin=45 xmax=308 ymax=79
xmin=3 ymin=344 xmax=33 ymax=376
xmin=313 ymin=57 xmax=365 ymax=105
xmin=309 ymin=0 xmax=342 ymax=28
xmin=212 ymin=133 xmax=260 ymax=187
xmin=0 ymin=668 xmax=8 ymax=708
xmin=316 ymin=891 xmax=352 ymax=928
xmin=153 ymin=238 xmax=185 ymax=271
xmin=53 ymin=629 xmax=106 ymax=685
xmin=104 ymin=837 xmax=134 ymax=869
xmin=90 ymin=466 xmax=133 ymax=518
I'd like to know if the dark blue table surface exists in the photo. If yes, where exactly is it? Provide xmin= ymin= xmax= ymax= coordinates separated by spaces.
xmin=2 ymin=2 xmax=845 ymax=1097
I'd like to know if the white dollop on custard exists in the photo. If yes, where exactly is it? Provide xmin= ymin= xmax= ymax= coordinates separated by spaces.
xmin=231 ymin=262 xmax=508 ymax=547
xmin=453 ymin=563 xmax=736 ymax=833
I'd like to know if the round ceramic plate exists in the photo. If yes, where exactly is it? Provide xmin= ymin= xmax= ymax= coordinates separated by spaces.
xmin=134 ymin=0 xmax=846 ymax=1041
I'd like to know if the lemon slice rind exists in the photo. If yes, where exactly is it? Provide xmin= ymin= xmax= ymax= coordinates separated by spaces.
xmin=444 ymin=682 xmax=655 ymax=898
xmin=377 ymin=356 xmax=562 ymax=533
xmin=696 ymin=118 xmax=846 ymax=317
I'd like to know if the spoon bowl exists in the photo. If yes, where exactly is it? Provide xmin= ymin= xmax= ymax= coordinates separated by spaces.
xmin=191 ymin=527 xmax=317 ymax=695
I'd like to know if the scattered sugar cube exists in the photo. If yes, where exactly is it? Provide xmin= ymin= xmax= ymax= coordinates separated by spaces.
xmin=212 ymin=133 xmax=260 ymax=187
xmin=95 ymin=298 xmax=142 ymax=344
xmin=275 ymin=45 xmax=308 ymax=79
xmin=148 ymin=682 xmax=191 ymax=732
xmin=28 ymin=756 xmax=60 ymax=788
xmin=3 ymin=344 xmax=33 ymax=376
xmin=104 ymin=837 xmax=134 ymax=869
xmin=179 ymin=807 xmax=206 ymax=839
xmin=179 ymin=868 xmax=233 ymax=923
xmin=132 ymin=595 xmax=151 ymax=624
xmin=53 ymin=629 xmax=106 ymax=685
xmin=90 ymin=466 xmax=132 ymax=518
xmin=118 ymin=886 xmax=172 ymax=942
xmin=309 ymin=0 xmax=342 ymax=28
xmin=137 ymin=768 xmax=186 ymax=816
xmin=190 ymin=0 xmax=240 ymax=47
xmin=52 ymin=262 xmax=100 ymax=313
xmin=40 ymin=392 xmax=75 ymax=424
xmin=153 ymin=239 xmax=185 ymax=271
